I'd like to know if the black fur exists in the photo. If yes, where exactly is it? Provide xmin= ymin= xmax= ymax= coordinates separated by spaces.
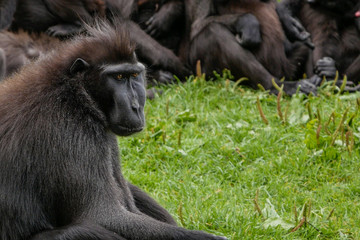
xmin=0 ymin=48 xmax=5 ymax=80
xmin=0 ymin=30 xmax=60 ymax=79
xmin=279 ymin=0 xmax=360 ymax=85
xmin=0 ymin=21 xmax=226 ymax=240
xmin=30 ymin=222 xmax=124 ymax=240
xmin=10 ymin=0 xmax=106 ymax=37
xmin=0 ymin=0 xmax=17 ymax=29
xmin=133 ymin=0 xmax=187 ymax=85
xmin=135 ymin=0 xmax=184 ymax=53
xmin=128 ymin=183 xmax=178 ymax=226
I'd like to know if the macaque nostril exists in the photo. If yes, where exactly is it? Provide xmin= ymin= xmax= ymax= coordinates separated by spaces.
xmin=131 ymin=98 xmax=140 ymax=109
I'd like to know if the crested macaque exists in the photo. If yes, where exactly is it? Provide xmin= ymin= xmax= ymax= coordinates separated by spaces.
xmin=183 ymin=0 xmax=315 ymax=95
xmin=0 ymin=20 xmax=227 ymax=240
xmin=278 ymin=0 xmax=360 ymax=87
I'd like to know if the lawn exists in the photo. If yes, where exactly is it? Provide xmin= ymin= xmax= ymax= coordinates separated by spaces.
xmin=118 ymin=72 xmax=360 ymax=239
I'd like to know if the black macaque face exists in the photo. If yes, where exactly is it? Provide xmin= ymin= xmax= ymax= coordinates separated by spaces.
xmin=101 ymin=62 xmax=146 ymax=136
xmin=70 ymin=55 xmax=147 ymax=137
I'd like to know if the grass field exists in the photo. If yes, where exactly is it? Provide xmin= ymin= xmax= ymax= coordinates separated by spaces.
xmin=118 ymin=72 xmax=360 ymax=239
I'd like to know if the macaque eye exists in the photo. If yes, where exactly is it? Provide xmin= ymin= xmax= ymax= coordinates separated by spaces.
xmin=132 ymin=73 xmax=139 ymax=78
xmin=115 ymin=74 xmax=123 ymax=80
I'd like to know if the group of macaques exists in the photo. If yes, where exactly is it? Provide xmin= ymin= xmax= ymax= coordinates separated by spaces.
xmin=0 ymin=0 xmax=359 ymax=240
xmin=0 ymin=0 xmax=359 ymax=95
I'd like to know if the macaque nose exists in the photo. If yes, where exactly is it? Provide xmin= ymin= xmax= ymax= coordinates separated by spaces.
xmin=131 ymin=98 xmax=140 ymax=110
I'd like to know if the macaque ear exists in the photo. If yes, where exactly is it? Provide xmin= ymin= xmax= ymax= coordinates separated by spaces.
xmin=70 ymin=58 xmax=90 ymax=75
xmin=355 ymin=11 xmax=360 ymax=18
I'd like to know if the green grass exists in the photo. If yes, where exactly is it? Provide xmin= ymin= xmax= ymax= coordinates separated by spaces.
xmin=118 ymin=72 xmax=360 ymax=240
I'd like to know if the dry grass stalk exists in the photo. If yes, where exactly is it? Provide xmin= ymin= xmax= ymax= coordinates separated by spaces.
xmin=253 ymin=189 xmax=264 ymax=219
xmin=346 ymin=130 xmax=354 ymax=153
xmin=291 ymin=217 xmax=306 ymax=232
xmin=196 ymin=60 xmax=202 ymax=78
xmin=256 ymin=97 xmax=269 ymax=125
xmin=327 ymin=208 xmax=335 ymax=220
xmin=331 ymin=108 xmax=349 ymax=146
xmin=317 ymin=108 xmax=322 ymax=125
xmin=324 ymin=112 xmax=335 ymax=135
xmin=277 ymin=91 xmax=284 ymax=124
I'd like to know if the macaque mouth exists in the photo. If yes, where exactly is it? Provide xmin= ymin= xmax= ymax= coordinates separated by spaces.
xmin=119 ymin=126 xmax=144 ymax=132
xmin=112 ymin=124 xmax=144 ymax=136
